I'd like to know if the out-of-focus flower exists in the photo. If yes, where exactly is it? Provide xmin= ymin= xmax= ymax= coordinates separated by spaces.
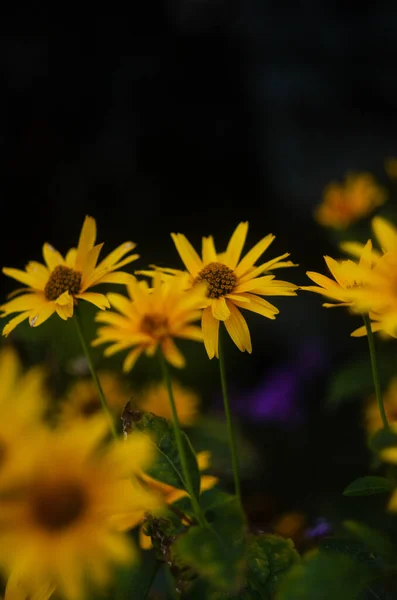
xmin=133 ymin=379 xmax=200 ymax=427
xmin=93 ymin=272 xmax=207 ymax=371
xmin=139 ymin=222 xmax=297 ymax=358
xmin=342 ymin=217 xmax=397 ymax=338
xmin=0 ymin=419 xmax=161 ymax=600
xmin=364 ymin=376 xmax=397 ymax=436
xmin=1 ymin=216 xmax=138 ymax=336
xmin=0 ymin=345 xmax=48 ymax=488
xmin=57 ymin=370 xmax=130 ymax=425
xmin=4 ymin=568 xmax=56 ymax=600
xmin=113 ymin=450 xmax=218 ymax=549
xmin=301 ymin=240 xmax=383 ymax=316
xmin=314 ymin=171 xmax=387 ymax=229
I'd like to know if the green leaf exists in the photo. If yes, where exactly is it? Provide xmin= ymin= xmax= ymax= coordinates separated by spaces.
xmin=276 ymin=550 xmax=374 ymax=600
xmin=132 ymin=411 xmax=201 ymax=498
xmin=343 ymin=520 xmax=396 ymax=563
xmin=173 ymin=496 xmax=247 ymax=593
xmin=343 ymin=475 xmax=394 ymax=496
xmin=246 ymin=533 xmax=300 ymax=597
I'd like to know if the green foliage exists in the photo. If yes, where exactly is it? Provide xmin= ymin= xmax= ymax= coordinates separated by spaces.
xmin=343 ymin=520 xmax=396 ymax=562
xmin=276 ymin=550 xmax=374 ymax=600
xmin=343 ymin=475 xmax=394 ymax=496
xmin=131 ymin=411 xmax=201 ymax=498
xmin=368 ymin=427 xmax=397 ymax=455
xmin=246 ymin=533 xmax=300 ymax=598
xmin=172 ymin=495 xmax=247 ymax=593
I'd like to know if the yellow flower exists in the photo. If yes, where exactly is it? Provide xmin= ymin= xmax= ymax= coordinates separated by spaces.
xmin=1 ymin=216 xmax=139 ymax=336
xmin=301 ymin=240 xmax=382 ymax=314
xmin=364 ymin=377 xmax=397 ymax=436
xmin=341 ymin=217 xmax=397 ymax=337
xmin=57 ymin=370 xmax=130 ymax=426
xmin=0 ymin=419 xmax=161 ymax=600
xmin=0 ymin=345 xmax=48 ymax=489
xmin=133 ymin=379 xmax=200 ymax=427
xmin=92 ymin=273 xmax=207 ymax=371
xmin=113 ymin=450 xmax=218 ymax=549
xmin=139 ymin=222 xmax=297 ymax=358
xmin=314 ymin=171 xmax=387 ymax=229
xmin=4 ymin=568 xmax=55 ymax=600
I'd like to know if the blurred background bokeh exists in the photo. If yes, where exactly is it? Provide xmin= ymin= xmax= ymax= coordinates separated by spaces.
xmin=3 ymin=3 xmax=397 ymax=552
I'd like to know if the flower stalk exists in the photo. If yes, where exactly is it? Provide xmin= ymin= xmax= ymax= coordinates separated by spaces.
xmin=363 ymin=313 xmax=389 ymax=430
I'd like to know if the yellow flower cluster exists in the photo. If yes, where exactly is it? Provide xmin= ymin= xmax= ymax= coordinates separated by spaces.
xmin=314 ymin=171 xmax=387 ymax=229
xmin=1 ymin=217 xmax=298 ymax=359
xmin=302 ymin=216 xmax=397 ymax=338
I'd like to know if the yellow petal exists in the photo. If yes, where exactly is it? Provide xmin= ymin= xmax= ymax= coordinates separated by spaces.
xmin=76 ymin=292 xmax=110 ymax=310
xmin=29 ymin=303 xmax=56 ymax=327
xmin=0 ymin=292 xmax=47 ymax=315
xmin=139 ymin=526 xmax=153 ymax=550
xmin=75 ymin=215 xmax=97 ymax=270
xmin=224 ymin=222 xmax=248 ymax=269
xmin=161 ymin=338 xmax=185 ymax=368
xmin=80 ymin=244 xmax=104 ymax=287
xmin=91 ymin=272 xmax=136 ymax=286
xmin=97 ymin=241 xmax=137 ymax=268
xmin=55 ymin=302 xmax=73 ymax=320
xmin=235 ymin=233 xmax=275 ymax=277
xmin=202 ymin=236 xmax=217 ymax=263
xmin=201 ymin=306 xmax=219 ymax=359
xmin=232 ymin=293 xmax=278 ymax=319
xmin=42 ymin=243 xmax=65 ymax=271
xmin=65 ymin=247 xmax=77 ymax=268
xmin=211 ymin=297 xmax=231 ymax=321
xmin=197 ymin=451 xmax=211 ymax=471
xmin=224 ymin=302 xmax=252 ymax=353
xmin=123 ymin=347 xmax=143 ymax=372
xmin=200 ymin=474 xmax=219 ymax=493
xmin=2 ymin=267 xmax=38 ymax=289
xmin=2 ymin=311 xmax=31 ymax=336
xmin=171 ymin=233 xmax=202 ymax=277
xmin=372 ymin=216 xmax=397 ymax=253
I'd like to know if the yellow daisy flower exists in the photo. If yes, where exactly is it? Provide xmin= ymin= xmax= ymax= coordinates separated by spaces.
xmin=0 ymin=216 xmax=139 ymax=336
xmin=133 ymin=379 xmax=200 ymax=427
xmin=140 ymin=222 xmax=297 ymax=358
xmin=92 ymin=272 xmax=207 ymax=371
xmin=4 ymin=568 xmax=55 ymax=600
xmin=313 ymin=171 xmax=387 ymax=229
xmin=364 ymin=376 xmax=397 ymax=436
xmin=0 ymin=345 xmax=48 ymax=488
xmin=0 ymin=419 xmax=161 ymax=600
xmin=57 ymin=370 xmax=130 ymax=425
xmin=301 ymin=239 xmax=383 ymax=315
xmin=113 ymin=450 xmax=218 ymax=549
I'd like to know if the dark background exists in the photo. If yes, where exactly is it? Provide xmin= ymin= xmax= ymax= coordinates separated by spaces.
xmin=2 ymin=3 xmax=397 ymax=537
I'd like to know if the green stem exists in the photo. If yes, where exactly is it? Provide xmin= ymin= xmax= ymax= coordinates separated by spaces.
xmin=218 ymin=325 xmax=242 ymax=508
xmin=73 ymin=310 xmax=118 ymax=439
xmin=363 ymin=314 xmax=389 ymax=429
xmin=158 ymin=349 xmax=207 ymax=528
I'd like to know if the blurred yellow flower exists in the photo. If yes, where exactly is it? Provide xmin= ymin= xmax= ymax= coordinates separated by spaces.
xmin=301 ymin=240 xmax=383 ymax=315
xmin=364 ymin=376 xmax=397 ymax=436
xmin=0 ymin=345 xmax=48 ymax=489
xmin=4 ymin=568 xmax=55 ymax=600
xmin=1 ymin=216 xmax=138 ymax=336
xmin=0 ymin=419 xmax=161 ymax=600
xmin=133 ymin=379 xmax=200 ymax=427
xmin=93 ymin=272 xmax=207 ymax=371
xmin=139 ymin=222 xmax=297 ymax=358
xmin=113 ymin=450 xmax=218 ymax=549
xmin=341 ymin=217 xmax=397 ymax=338
xmin=57 ymin=370 xmax=130 ymax=425
xmin=314 ymin=171 xmax=387 ymax=229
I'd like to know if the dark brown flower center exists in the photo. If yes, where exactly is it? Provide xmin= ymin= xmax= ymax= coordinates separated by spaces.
xmin=141 ymin=314 xmax=169 ymax=338
xmin=44 ymin=265 xmax=82 ymax=301
xmin=195 ymin=262 xmax=237 ymax=298
xmin=32 ymin=481 xmax=87 ymax=531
